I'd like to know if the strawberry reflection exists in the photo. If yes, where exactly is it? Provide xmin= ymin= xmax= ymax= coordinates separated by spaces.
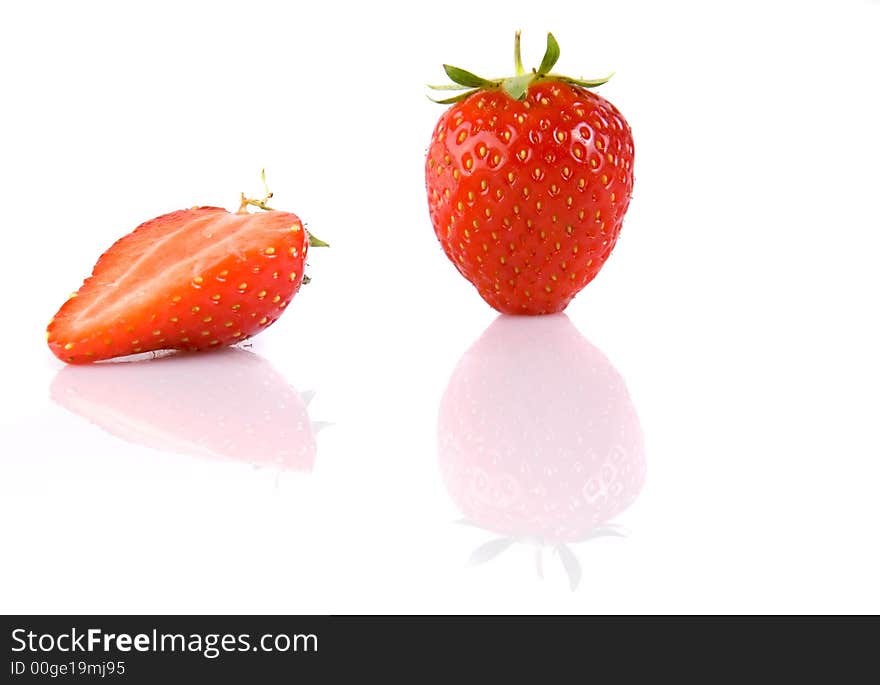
xmin=51 ymin=348 xmax=322 ymax=471
xmin=438 ymin=314 xmax=645 ymax=590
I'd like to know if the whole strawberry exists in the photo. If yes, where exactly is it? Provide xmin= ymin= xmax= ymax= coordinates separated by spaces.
xmin=426 ymin=32 xmax=634 ymax=314
xmin=47 ymin=174 xmax=327 ymax=364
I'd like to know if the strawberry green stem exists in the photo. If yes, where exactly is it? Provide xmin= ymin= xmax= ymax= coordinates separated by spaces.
xmin=239 ymin=169 xmax=276 ymax=213
xmin=238 ymin=170 xmax=330 ymax=247
xmin=428 ymin=32 xmax=613 ymax=104
xmin=513 ymin=30 xmax=525 ymax=76
xmin=239 ymin=193 xmax=275 ymax=212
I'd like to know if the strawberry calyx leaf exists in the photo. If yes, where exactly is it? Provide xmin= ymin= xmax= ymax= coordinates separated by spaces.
xmin=556 ymin=74 xmax=617 ymax=88
xmin=536 ymin=32 xmax=561 ymax=75
xmin=427 ymin=31 xmax=613 ymax=104
xmin=442 ymin=64 xmax=494 ymax=89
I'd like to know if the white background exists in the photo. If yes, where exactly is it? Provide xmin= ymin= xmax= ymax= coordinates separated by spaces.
xmin=1 ymin=0 xmax=878 ymax=613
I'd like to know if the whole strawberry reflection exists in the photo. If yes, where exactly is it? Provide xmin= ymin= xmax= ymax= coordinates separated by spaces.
xmin=438 ymin=314 xmax=645 ymax=590
xmin=51 ymin=348 xmax=321 ymax=471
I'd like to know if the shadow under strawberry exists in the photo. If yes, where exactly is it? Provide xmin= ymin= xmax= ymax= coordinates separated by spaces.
xmin=50 ymin=347 xmax=326 ymax=471
xmin=438 ymin=314 xmax=645 ymax=590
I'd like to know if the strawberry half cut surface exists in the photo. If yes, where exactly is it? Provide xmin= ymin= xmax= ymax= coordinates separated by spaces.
xmin=47 ymin=177 xmax=327 ymax=364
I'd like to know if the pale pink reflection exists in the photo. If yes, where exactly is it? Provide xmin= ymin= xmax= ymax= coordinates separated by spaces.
xmin=51 ymin=348 xmax=320 ymax=471
xmin=439 ymin=314 xmax=645 ymax=590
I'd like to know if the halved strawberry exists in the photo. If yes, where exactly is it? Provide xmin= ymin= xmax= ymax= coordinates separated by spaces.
xmin=47 ymin=178 xmax=326 ymax=364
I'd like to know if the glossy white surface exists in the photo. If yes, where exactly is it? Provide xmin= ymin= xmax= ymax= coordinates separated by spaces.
xmin=1 ymin=0 xmax=879 ymax=613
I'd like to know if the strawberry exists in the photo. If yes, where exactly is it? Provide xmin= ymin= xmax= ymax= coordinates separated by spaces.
xmin=51 ymin=347 xmax=322 ymax=471
xmin=47 ymin=174 xmax=327 ymax=364
xmin=426 ymin=32 xmax=634 ymax=314
xmin=438 ymin=314 xmax=645 ymax=588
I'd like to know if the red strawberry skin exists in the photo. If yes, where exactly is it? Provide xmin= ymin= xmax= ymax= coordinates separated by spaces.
xmin=426 ymin=83 xmax=634 ymax=314
xmin=47 ymin=206 xmax=309 ymax=363
xmin=438 ymin=315 xmax=645 ymax=542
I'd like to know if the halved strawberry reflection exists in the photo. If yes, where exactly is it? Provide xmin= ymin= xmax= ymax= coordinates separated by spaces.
xmin=51 ymin=347 xmax=322 ymax=470
xmin=439 ymin=314 xmax=645 ymax=589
